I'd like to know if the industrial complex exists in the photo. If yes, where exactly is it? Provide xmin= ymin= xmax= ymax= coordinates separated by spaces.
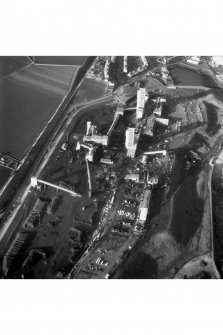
xmin=1 ymin=56 xmax=223 ymax=279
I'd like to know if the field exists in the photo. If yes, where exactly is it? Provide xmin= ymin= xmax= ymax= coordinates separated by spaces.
xmin=0 ymin=56 xmax=31 ymax=78
xmin=74 ymin=78 xmax=109 ymax=104
xmin=33 ymin=56 xmax=87 ymax=66
xmin=0 ymin=64 xmax=79 ymax=159
xmin=71 ymin=101 xmax=116 ymax=134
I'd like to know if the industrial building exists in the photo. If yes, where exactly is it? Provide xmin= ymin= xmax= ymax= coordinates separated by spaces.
xmin=140 ymin=56 xmax=148 ymax=68
xmin=125 ymin=128 xmax=135 ymax=148
xmin=125 ymin=127 xmax=137 ymax=158
xmin=100 ymin=158 xmax=113 ymax=165
xmin=169 ymin=121 xmax=181 ymax=132
xmin=83 ymin=135 xmax=108 ymax=146
xmin=125 ymin=174 xmax=140 ymax=183
xmin=155 ymin=117 xmax=169 ymax=126
xmin=187 ymin=56 xmax=200 ymax=65
xmin=104 ymin=60 xmax=110 ymax=79
xmin=123 ymin=56 xmax=128 ymax=73
xmin=136 ymin=88 xmax=146 ymax=119
xmin=144 ymin=116 xmax=155 ymax=136
xmin=147 ymin=176 xmax=158 ymax=185
xmin=153 ymin=105 xmax=162 ymax=117
xmin=138 ymin=189 xmax=151 ymax=223
xmin=144 ymin=150 xmax=167 ymax=156
xmin=116 ymin=106 xmax=125 ymax=115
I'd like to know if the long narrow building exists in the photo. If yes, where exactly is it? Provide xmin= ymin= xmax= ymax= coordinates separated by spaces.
xmin=136 ymin=88 xmax=146 ymax=119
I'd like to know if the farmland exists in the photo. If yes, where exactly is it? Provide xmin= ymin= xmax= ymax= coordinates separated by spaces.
xmin=0 ymin=56 xmax=31 ymax=78
xmin=0 ymin=63 xmax=79 ymax=160
xmin=33 ymin=56 xmax=87 ymax=66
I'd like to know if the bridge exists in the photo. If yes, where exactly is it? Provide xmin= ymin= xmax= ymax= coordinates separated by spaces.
xmin=30 ymin=177 xmax=82 ymax=198
xmin=170 ymin=85 xmax=210 ymax=91
xmin=85 ymin=159 xmax=92 ymax=198
xmin=106 ymin=113 xmax=120 ymax=137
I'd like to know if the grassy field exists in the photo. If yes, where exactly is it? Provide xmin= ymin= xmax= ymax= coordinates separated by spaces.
xmin=74 ymin=78 xmax=108 ymax=104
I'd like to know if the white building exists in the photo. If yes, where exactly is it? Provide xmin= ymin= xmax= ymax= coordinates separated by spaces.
xmin=141 ymin=155 xmax=148 ymax=165
xmin=83 ymin=135 xmax=108 ymax=146
xmin=187 ymin=59 xmax=199 ymax=65
xmin=136 ymin=88 xmax=146 ymax=119
xmin=140 ymin=56 xmax=148 ymax=67
xmin=147 ymin=176 xmax=158 ymax=185
xmin=139 ymin=207 xmax=148 ymax=222
xmin=155 ymin=117 xmax=169 ymax=126
xmin=125 ymin=127 xmax=135 ymax=148
xmin=125 ymin=174 xmax=140 ymax=183
xmin=100 ymin=158 xmax=113 ymax=165
xmin=104 ymin=60 xmax=110 ymax=79
xmin=123 ymin=56 xmax=128 ymax=73
xmin=86 ymin=121 xmax=91 ymax=135
xmin=144 ymin=150 xmax=167 ymax=156
xmin=116 ymin=106 xmax=125 ymax=115
xmin=86 ymin=150 xmax=94 ymax=162
xmin=125 ymin=127 xmax=137 ymax=158
xmin=139 ymin=190 xmax=151 ymax=223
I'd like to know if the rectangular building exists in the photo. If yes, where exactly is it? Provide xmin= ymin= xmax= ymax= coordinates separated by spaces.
xmin=100 ymin=158 xmax=113 ymax=165
xmin=123 ymin=56 xmax=128 ymax=73
xmin=136 ymin=88 xmax=146 ymax=119
xmin=83 ymin=135 xmax=108 ymax=146
xmin=139 ymin=189 xmax=151 ymax=223
xmin=155 ymin=117 xmax=169 ymax=126
xmin=104 ymin=60 xmax=110 ymax=79
xmin=144 ymin=116 xmax=155 ymax=136
xmin=125 ymin=127 xmax=135 ymax=148
xmin=125 ymin=174 xmax=140 ymax=183
xmin=125 ymin=127 xmax=138 ymax=158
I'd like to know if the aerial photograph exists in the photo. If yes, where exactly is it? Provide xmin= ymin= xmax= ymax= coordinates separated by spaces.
xmin=1 ymin=55 xmax=223 ymax=279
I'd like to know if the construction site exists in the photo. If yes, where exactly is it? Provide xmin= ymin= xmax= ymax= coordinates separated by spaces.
xmin=1 ymin=56 xmax=223 ymax=279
